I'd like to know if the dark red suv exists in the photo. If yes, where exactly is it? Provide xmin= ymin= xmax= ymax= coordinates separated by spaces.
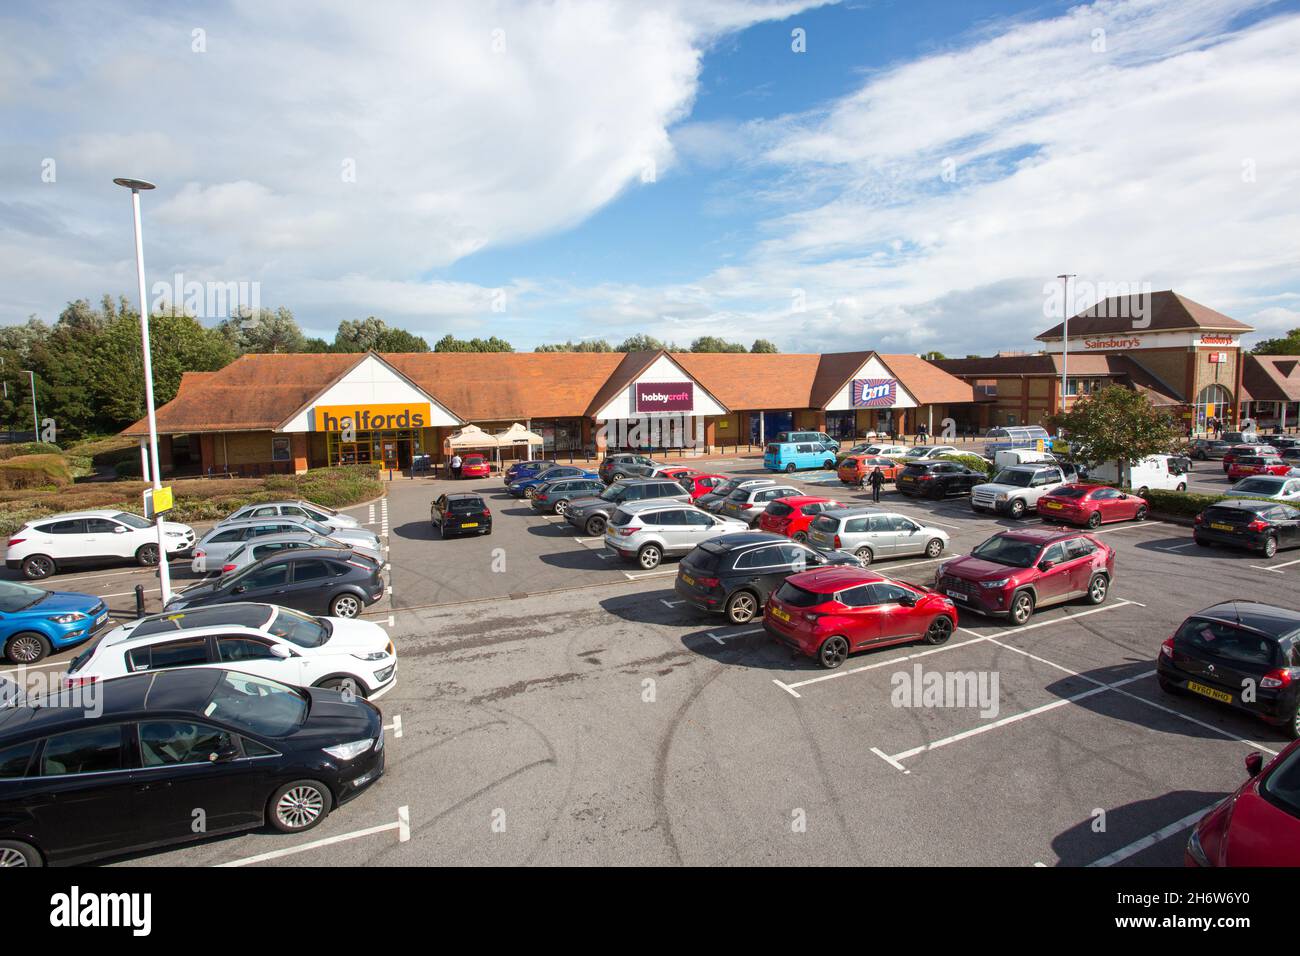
xmin=934 ymin=528 xmax=1115 ymax=626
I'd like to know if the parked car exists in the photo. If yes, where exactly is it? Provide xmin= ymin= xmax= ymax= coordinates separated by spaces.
xmin=431 ymin=493 xmax=492 ymax=537
xmin=194 ymin=518 xmax=380 ymax=573
xmin=217 ymin=531 xmax=382 ymax=576
xmin=504 ymin=459 xmax=556 ymax=484
xmin=1272 ymin=436 xmax=1300 ymax=450
xmin=598 ymin=454 xmax=661 ymax=483
xmin=834 ymin=442 xmax=881 ymax=464
xmin=565 ymin=478 xmax=690 ymax=536
xmin=1222 ymin=431 xmax=1259 ymax=445
xmin=604 ymin=500 xmax=747 ymax=570
xmin=529 ymin=477 xmax=606 ymax=516
xmin=1282 ymin=448 xmax=1300 ymax=465
xmin=935 ymin=528 xmax=1114 ymax=626
xmin=1193 ymin=499 xmax=1300 ymax=557
xmin=764 ymin=567 xmax=957 ymax=669
xmin=681 ymin=472 xmax=728 ymax=501
xmin=763 ymin=441 xmax=837 ymax=473
xmin=696 ymin=477 xmax=774 ymax=513
xmin=904 ymin=445 xmax=960 ymax=460
xmin=6 ymin=510 xmax=196 ymax=581
xmin=757 ymin=495 xmax=843 ymax=542
xmin=507 ymin=465 xmax=599 ymax=498
xmin=719 ymin=484 xmax=802 ymax=526
xmin=774 ymin=430 xmax=839 ymax=451
xmin=458 ymin=454 xmax=491 ymax=479
xmin=674 ymin=532 xmax=862 ymax=624
xmin=0 ymin=580 xmax=109 ymax=665
xmin=223 ymin=500 xmax=360 ymax=532
xmin=837 ymin=455 xmax=901 ymax=488
xmin=1227 ymin=455 xmax=1291 ymax=481
xmin=970 ymin=463 xmax=1073 ymax=517
xmin=1158 ymin=602 xmax=1300 ymax=738
xmin=1036 ymin=484 xmax=1149 ymax=528
xmin=1190 ymin=438 xmax=1231 ymax=461
xmin=1222 ymin=444 xmax=1277 ymax=473
xmin=651 ymin=465 xmax=700 ymax=481
xmin=806 ymin=507 xmax=948 ymax=564
xmin=67 ymin=602 xmax=398 ymax=700
xmin=1087 ymin=454 xmax=1187 ymax=495
xmin=898 ymin=460 xmax=987 ymax=500
xmin=1186 ymin=740 xmax=1300 ymax=866
xmin=164 ymin=548 xmax=385 ymax=618
xmin=0 ymin=667 xmax=384 ymax=865
xmin=1224 ymin=475 xmax=1300 ymax=503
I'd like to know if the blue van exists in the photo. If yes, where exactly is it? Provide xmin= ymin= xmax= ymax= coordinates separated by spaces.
xmin=764 ymin=441 xmax=837 ymax=473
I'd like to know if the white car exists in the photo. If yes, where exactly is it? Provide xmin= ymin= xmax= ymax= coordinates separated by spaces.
xmin=223 ymin=500 xmax=360 ymax=532
xmin=1224 ymin=475 xmax=1300 ymax=502
xmin=67 ymin=602 xmax=397 ymax=699
xmin=5 ymin=510 xmax=195 ymax=581
xmin=905 ymin=445 xmax=960 ymax=460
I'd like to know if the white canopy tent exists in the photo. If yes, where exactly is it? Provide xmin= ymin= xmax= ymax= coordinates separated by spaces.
xmin=442 ymin=424 xmax=499 ymax=453
xmin=494 ymin=422 xmax=545 ymax=462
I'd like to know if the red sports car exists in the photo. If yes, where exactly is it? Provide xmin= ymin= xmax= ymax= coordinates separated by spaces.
xmin=683 ymin=473 xmax=727 ymax=501
xmin=763 ymin=566 xmax=956 ymax=669
xmin=1227 ymin=456 xmax=1291 ymax=481
xmin=1186 ymin=742 xmax=1300 ymax=867
xmin=757 ymin=495 xmax=843 ymax=542
xmin=1036 ymin=483 xmax=1148 ymax=528
xmin=459 ymin=454 xmax=491 ymax=478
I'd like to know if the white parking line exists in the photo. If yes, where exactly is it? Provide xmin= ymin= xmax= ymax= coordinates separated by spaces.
xmin=0 ymin=659 xmax=66 ymax=679
xmin=217 ymin=805 xmax=410 ymax=867
xmin=368 ymin=503 xmax=376 ymax=525
xmin=705 ymin=625 xmax=763 ymax=646
xmin=660 ymin=599 xmax=686 ymax=608
xmin=1085 ymin=804 xmax=1218 ymax=867
xmin=1251 ymin=556 xmax=1300 ymax=573
xmin=870 ymin=746 xmax=910 ymax=774
xmin=383 ymin=715 xmax=403 ymax=738
xmin=622 ymin=568 xmax=679 ymax=580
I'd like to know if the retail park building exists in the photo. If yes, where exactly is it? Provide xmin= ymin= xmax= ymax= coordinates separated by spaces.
xmin=126 ymin=290 xmax=1299 ymax=476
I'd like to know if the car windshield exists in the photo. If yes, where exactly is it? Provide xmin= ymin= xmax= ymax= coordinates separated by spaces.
xmin=599 ymin=484 xmax=628 ymax=502
xmin=1234 ymin=478 xmax=1283 ymax=494
xmin=971 ymin=535 xmax=1042 ymax=568
xmin=112 ymin=512 xmax=151 ymax=529
xmin=1262 ymin=746 xmax=1300 ymax=821
xmin=0 ymin=580 xmax=49 ymax=612
xmin=268 ymin=607 xmax=330 ymax=648
xmin=1050 ymin=486 xmax=1090 ymax=499
xmin=203 ymin=671 xmax=308 ymax=737
xmin=302 ymin=519 xmax=333 ymax=535
xmin=450 ymin=498 xmax=484 ymax=512
xmin=774 ymin=582 xmax=825 ymax=607
xmin=992 ymin=469 xmax=1034 ymax=487
xmin=712 ymin=480 xmax=740 ymax=496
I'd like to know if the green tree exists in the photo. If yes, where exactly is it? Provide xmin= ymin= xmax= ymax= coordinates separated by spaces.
xmin=1044 ymin=385 xmax=1181 ymax=476
xmin=1252 ymin=327 xmax=1300 ymax=355
xmin=218 ymin=306 xmax=309 ymax=353
xmin=616 ymin=334 xmax=666 ymax=352
xmin=750 ymin=339 xmax=779 ymax=353
xmin=433 ymin=334 xmax=513 ymax=352
xmin=534 ymin=339 xmax=613 ymax=352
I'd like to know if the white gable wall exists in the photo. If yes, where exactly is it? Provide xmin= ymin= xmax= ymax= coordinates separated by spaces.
xmin=593 ymin=354 xmax=726 ymax=420
xmin=823 ymin=355 xmax=918 ymax=411
xmin=280 ymin=354 xmax=460 ymax=432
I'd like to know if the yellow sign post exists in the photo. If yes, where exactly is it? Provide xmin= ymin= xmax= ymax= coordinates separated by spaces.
xmin=144 ymin=486 xmax=173 ymax=519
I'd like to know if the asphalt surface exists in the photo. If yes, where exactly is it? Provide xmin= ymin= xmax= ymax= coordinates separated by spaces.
xmin=7 ymin=459 xmax=1298 ymax=867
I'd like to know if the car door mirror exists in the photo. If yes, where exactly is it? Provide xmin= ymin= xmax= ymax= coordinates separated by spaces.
xmin=1037 ymin=559 xmax=1054 ymax=572
xmin=232 ymin=584 xmax=247 ymax=594
xmin=1245 ymin=751 xmax=1264 ymax=777
xmin=113 ymin=525 xmax=127 ymax=533
xmin=899 ymin=594 xmax=916 ymax=607
xmin=270 ymin=644 xmax=292 ymax=659
xmin=208 ymin=742 xmax=240 ymax=763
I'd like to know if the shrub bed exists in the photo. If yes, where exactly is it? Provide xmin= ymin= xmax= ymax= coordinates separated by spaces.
xmin=0 ymin=454 xmax=76 ymax=489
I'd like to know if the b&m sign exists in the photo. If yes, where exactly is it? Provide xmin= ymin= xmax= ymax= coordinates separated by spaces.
xmin=635 ymin=382 xmax=694 ymax=413
xmin=851 ymin=378 xmax=897 ymax=408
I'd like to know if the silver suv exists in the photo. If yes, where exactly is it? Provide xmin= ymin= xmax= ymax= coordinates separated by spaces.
xmin=970 ymin=464 xmax=1074 ymax=519
xmin=565 ymin=478 xmax=691 ymax=537
xmin=605 ymin=500 xmax=748 ymax=569
xmin=698 ymin=477 xmax=776 ymax=513
xmin=719 ymin=484 xmax=802 ymax=526
xmin=806 ymin=507 xmax=949 ymax=565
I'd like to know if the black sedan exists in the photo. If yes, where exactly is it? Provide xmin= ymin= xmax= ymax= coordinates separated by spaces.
xmin=896 ymin=461 xmax=986 ymax=498
xmin=675 ymin=531 xmax=861 ymax=624
xmin=164 ymin=548 xmax=384 ymax=618
xmin=0 ymin=667 xmax=384 ymax=866
xmin=431 ymin=493 xmax=493 ymax=537
xmin=1194 ymin=499 xmax=1300 ymax=558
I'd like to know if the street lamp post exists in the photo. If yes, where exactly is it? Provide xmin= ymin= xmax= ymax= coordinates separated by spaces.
xmin=113 ymin=177 xmax=171 ymax=604
xmin=24 ymin=370 xmax=37 ymax=438
xmin=1058 ymin=274 xmax=1076 ymax=413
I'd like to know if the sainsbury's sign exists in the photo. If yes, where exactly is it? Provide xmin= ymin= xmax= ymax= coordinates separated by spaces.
xmin=851 ymin=378 xmax=897 ymax=408
xmin=635 ymin=382 xmax=694 ymax=413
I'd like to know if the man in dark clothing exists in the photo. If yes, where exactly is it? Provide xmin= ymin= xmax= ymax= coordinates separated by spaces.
xmin=868 ymin=466 xmax=885 ymax=503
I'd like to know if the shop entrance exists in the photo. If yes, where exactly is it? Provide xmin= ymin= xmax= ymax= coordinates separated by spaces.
xmin=325 ymin=429 xmax=421 ymax=469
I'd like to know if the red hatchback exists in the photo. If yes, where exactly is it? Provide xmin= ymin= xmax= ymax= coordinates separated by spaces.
xmin=757 ymin=495 xmax=843 ymax=542
xmin=1222 ymin=444 xmax=1276 ymax=473
xmin=1187 ymin=743 xmax=1300 ymax=867
xmin=934 ymin=528 xmax=1115 ymax=626
xmin=683 ymin=473 xmax=727 ymax=501
xmin=763 ymin=566 xmax=956 ymax=669
xmin=1037 ymin=483 xmax=1148 ymax=528
xmin=459 ymin=454 xmax=491 ymax=479
xmin=1227 ymin=456 xmax=1291 ymax=481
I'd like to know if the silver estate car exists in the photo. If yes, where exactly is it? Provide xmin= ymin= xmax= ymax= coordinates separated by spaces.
xmin=806 ymin=507 xmax=949 ymax=565
xmin=223 ymin=500 xmax=361 ymax=532
xmin=218 ymin=531 xmax=384 ymax=575
xmin=194 ymin=517 xmax=381 ymax=573
xmin=718 ymin=484 xmax=802 ymax=526
xmin=605 ymin=500 xmax=748 ymax=569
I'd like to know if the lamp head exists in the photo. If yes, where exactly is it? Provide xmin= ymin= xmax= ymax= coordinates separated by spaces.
xmin=113 ymin=177 xmax=156 ymax=191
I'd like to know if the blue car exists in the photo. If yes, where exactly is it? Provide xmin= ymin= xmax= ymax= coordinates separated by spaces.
xmin=0 ymin=580 xmax=109 ymax=664
xmin=507 ymin=466 xmax=599 ymax=497
xmin=504 ymin=459 xmax=556 ymax=485
xmin=763 ymin=440 xmax=838 ymax=473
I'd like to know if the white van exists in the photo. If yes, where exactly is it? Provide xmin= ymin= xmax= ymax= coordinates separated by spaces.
xmin=1089 ymin=455 xmax=1188 ymax=496
xmin=993 ymin=448 xmax=1056 ymax=470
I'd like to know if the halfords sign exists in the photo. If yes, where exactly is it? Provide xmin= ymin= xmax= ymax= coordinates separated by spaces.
xmin=635 ymin=382 xmax=694 ymax=413
xmin=851 ymin=378 xmax=898 ymax=408
xmin=314 ymin=403 xmax=431 ymax=431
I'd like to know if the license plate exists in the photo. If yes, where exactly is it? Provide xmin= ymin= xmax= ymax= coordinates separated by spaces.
xmin=771 ymin=607 xmax=791 ymax=623
xmin=1043 ymin=501 xmax=1062 ymax=510
xmin=682 ymin=574 xmax=695 ymax=586
xmin=1187 ymin=681 xmax=1233 ymax=704
xmin=95 ymin=613 xmax=108 ymax=626
xmin=899 ymin=476 xmax=913 ymax=483
xmin=945 ymin=589 xmax=967 ymax=601
xmin=461 ymin=522 xmax=479 ymax=528
xmin=1209 ymin=522 xmax=1233 ymax=532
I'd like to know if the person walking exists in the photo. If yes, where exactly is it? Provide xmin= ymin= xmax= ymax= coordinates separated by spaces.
xmin=916 ymin=421 xmax=928 ymax=444
xmin=868 ymin=465 xmax=884 ymax=503
xmin=450 ymin=453 xmax=462 ymax=479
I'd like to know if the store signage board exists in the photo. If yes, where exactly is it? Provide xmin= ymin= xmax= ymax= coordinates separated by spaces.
xmin=143 ymin=486 xmax=173 ymax=519
xmin=634 ymin=382 xmax=694 ymax=413
xmin=314 ymin=403 xmax=431 ymax=431
xmin=851 ymin=378 xmax=898 ymax=408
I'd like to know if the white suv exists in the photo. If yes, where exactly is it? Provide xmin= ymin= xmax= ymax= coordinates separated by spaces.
xmin=605 ymin=500 xmax=747 ymax=569
xmin=67 ymin=602 xmax=397 ymax=699
xmin=5 ymin=510 xmax=196 ymax=580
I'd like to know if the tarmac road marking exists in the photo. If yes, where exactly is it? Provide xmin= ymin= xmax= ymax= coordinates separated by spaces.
xmin=384 ymin=715 xmax=403 ymax=738
xmin=704 ymin=625 xmax=763 ymax=646
xmin=1085 ymin=804 xmax=1220 ymax=867
xmin=217 ymin=805 xmax=410 ymax=867
xmin=1251 ymin=556 xmax=1300 ymax=573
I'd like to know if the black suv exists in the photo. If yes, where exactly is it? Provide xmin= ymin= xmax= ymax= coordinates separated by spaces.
xmin=164 ymin=548 xmax=384 ymax=618
xmin=432 ymin=493 xmax=493 ymax=537
xmin=1194 ymin=499 xmax=1300 ymax=558
xmin=565 ymin=478 xmax=689 ymax=536
xmin=1157 ymin=602 xmax=1300 ymax=737
xmin=896 ymin=460 xmax=986 ymax=498
xmin=675 ymin=531 xmax=861 ymax=624
xmin=598 ymin=454 xmax=660 ymax=483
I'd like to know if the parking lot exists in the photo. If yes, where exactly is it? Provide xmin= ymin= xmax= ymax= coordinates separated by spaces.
xmin=6 ymin=458 xmax=1297 ymax=867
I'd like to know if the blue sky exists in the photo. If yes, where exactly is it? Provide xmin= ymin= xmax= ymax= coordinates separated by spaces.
xmin=2 ymin=0 xmax=1298 ymax=354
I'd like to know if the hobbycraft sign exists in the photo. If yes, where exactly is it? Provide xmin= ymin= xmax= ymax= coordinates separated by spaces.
xmin=851 ymin=378 xmax=898 ymax=408
xmin=635 ymin=382 xmax=694 ymax=413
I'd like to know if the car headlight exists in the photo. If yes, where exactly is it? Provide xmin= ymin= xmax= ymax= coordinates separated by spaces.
xmin=48 ymin=612 xmax=87 ymax=624
xmin=995 ymin=493 xmax=1009 ymax=501
xmin=936 ymin=562 xmax=949 ymax=578
xmin=1186 ymin=826 xmax=1211 ymax=867
xmin=979 ymin=578 xmax=1010 ymax=588
xmin=352 ymin=651 xmax=389 ymax=661
xmin=323 ymin=738 xmax=375 ymax=761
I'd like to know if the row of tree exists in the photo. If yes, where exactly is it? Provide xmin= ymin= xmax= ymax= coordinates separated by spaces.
xmin=534 ymin=335 xmax=778 ymax=353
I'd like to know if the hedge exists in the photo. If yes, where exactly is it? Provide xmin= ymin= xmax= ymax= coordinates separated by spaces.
xmin=0 ymin=454 xmax=75 ymax=489
xmin=933 ymin=453 xmax=995 ymax=476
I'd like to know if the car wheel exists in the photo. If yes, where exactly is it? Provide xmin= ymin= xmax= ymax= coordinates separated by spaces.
xmin=792 ymin=531 xmax=808 ymax=544
xmin=524 ymin=487 xmax=536 ymax=499
xmin=1134 ymin=505 xmax=1148 ymax=521
xmin=1008 ymin=499 xmax=1026 ymax=520
xmin=785 ymin=463 xmax=796 ymax=473
xmin=1157 ymin=674 xmax=1185 ymax=696
xmin=585 ymin=515 xmax=607 ymax=536
xmin=725 ymin=590 xmax=758 ymax=624
xmin=1008 ymin=590 xmax=1034 ymax=626
xmin=19 ymin=554 xmax=54 ymax=580
xmin=330 ymin=593 xmax=363 ymax=618
xmin=637 ymin=544 xmax=662 ymax=570
xmin=554 ymin=499 xmax=569 ymax=515
xmin=1194 ymin=534 xmax=1212 ymax=547
xmin=318 ymin=676 xmax=366 ymax=698
xmin=268 ymin=779 xmax=332 ymax=833
xmin=136 ymin=543 xmax=160 ymax=566
xmin=855 ymin=546 xmax=873 ymax=565
xmin=823 ymin=460 xmax=835 ymax=470
xmin=924 ymin=616 xmax=953 ymax=645
xmin=1288 ymin=705 xmax=1300 ymax=741
xmin=817 ymin=635 xmax=850 ymax=669
xmin=924 ymin=538 xmax=944 ymax=558
xmin=1176 ymin=483 xmax=1186 ymax=492
xmin=612 ymin=472 xmax=626 ymax=481
xmin=1263 ymin=534 xmax=1279 ymax=558
xmin=1087 ymin=511 xmax=1102 ymax=529
xmin=1136 ymin=486 xmax=1149 ymax=498
xmin=3 ymin=632 xmax=50 ymax=665
xmin=0 ymin=840 xmax=42 ymax=867
xmin=1086 ymin=573 xmax=1109 ymax=605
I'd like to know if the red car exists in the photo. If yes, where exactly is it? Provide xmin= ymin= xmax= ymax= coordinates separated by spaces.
xmin=1186 ymin=743 xmax=1300 ymax=867
xmin=1037 ymin=483 xmax=1148 ymax=528
xmin=757 ymin=495 xmax=843 ymax=542
xmin=657 ymin=466 xmax=700 ymax=481
xmin=683 ymin=473 xmax=727 ymax=501
xmin=837 ymin=455 xmax=901 ymax=487
xmin=934 ymin=527 xmax=1115 ymax=626
xmin=763 ymin=566 xmax=956 ymax=669
xmin=1227 ymin=455 xmax=1291 ymax=481
xmin=1222 ymin=444 xmax=1276 ymax=473
xmin=459 ymin=454 xmax=491 ymax=478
